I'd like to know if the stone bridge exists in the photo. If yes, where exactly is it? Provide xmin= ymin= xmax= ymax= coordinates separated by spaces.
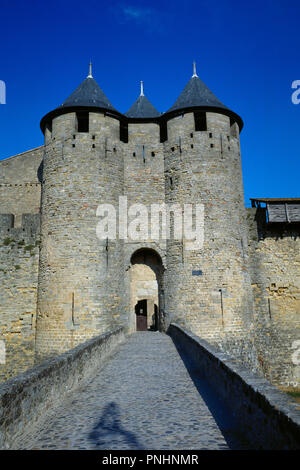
xmin=0 ymin=325 xmax=299 ymax=450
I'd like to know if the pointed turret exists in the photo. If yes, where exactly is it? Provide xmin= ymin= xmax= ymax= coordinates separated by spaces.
xmin=125 ymin=81 xmax=160 ymax=119
xmin=60 ymin=62 xmax=116 ymax=111
xmin=166 ymin=62 xmax=243 ymax=130
xmin=40 ymin=63 xmax=121 ymax=133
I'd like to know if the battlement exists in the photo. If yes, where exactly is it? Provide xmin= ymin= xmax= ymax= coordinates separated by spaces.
xmin=0 ymin=213 xmax=40 ymax=239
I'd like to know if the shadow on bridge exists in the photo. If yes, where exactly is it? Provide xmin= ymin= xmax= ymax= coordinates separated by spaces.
xmin=171 ymin=340 xmax=254 ymax=450
xmin=88 ymin=402 xmax=144 ymax=449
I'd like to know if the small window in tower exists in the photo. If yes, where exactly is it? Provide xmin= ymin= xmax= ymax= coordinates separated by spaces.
xmin=209 ymin=132 xmax=213 ymax=138
xmin=133 ymin=152 xmax=136 ymax=157
xmin=151 ymin=152 xmax=155 ymax=157
xmin=92 ymin=135 xmax=95 ymax=140
xmin=113 ymin=148 xmax=116 ymax=152
xmin=190 ymin=133 xmax=193 ymax=138
xmin=191 ymin=144 xmax=194 ymax=149
xmin=171 ymin=147 xmax=175 ymax=152
xmin=170 ymin=177 xmax=173 ymax=188
xmin=92 ymin=144 xmax=95 ymax=149
xmin=72 ymin=144 xmax=75 ymax=148
xmin=120 ymin=122 xmax=128 ymax=143
xmin=228 ymin=146 xmax=231 ymax=150
xmin=160 ymin=122 xmax=168 ymax=142
xmin=227 ymin=135 xmax=230 ymax=142
xmin=73 ymin=135 xmax=76 ymax=139
xmin=194 ymin=111 xmax=207 ymax=131
xmin=76 ymin=111 xmax=89 ymax=133
xmin=210 ymin=143 xmax=214 ymax=148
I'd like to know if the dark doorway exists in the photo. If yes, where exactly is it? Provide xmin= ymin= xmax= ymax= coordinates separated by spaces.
xmin=135 ymin=299 xmax=148 ymax=331
xmin=130 ymin=248 xmax=165 ymax=332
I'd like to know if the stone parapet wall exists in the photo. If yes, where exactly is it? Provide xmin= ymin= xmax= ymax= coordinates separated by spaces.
xmin=0 ymin=326 xmax=125 ymax=449
xmin=0 ymin=214 xmax=40 ymax=382
xmin=0 ymin=146 xmax=43 ymax=217
xmin=168 ymin=323 xmax=300 ymax=450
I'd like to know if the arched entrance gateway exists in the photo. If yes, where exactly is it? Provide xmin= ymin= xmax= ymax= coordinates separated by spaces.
xmin=130 ymin=249 xmax=164 ymax=332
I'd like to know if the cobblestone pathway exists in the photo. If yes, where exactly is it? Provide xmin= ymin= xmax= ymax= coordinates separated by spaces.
xmin=14 ymin=332 xmax=247 ymax=450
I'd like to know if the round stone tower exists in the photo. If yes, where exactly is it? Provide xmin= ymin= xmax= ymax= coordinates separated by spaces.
xmin=163 ymin=64 xmax=254 ymax=356
xmin=35 ymin=65 xmax=125 ymax=361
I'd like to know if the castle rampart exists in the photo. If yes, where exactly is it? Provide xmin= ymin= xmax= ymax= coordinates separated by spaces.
xmin=0 ymin=214 xmax=40 ymax=382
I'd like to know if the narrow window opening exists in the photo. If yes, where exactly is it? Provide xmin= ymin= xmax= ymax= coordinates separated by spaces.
xmin=76 ymin=111 xmax=89 ymax=133
xmin=171 ymin=147 xmax=175 ymax=152
xmin=210 ymin=143 xmax=214 ymax=148
xmin=73 ymin=135 xmax=76 ymax=139
xmin=160 ymin=122 xmax=168 ymax=142
xmin=133 ymin=152 xmax=136 ymax=157
xmin=227 ymin=135 xmax=230 ymax=142
xmin=113 ymin=148 xmax=116 ymax=152
xmin=72 ymin=144 xmax=75 ymax=148
xmin=151 ymin=151 xmax=155 ymax=157
xmin=190 ymin=133 xmax=193 ymax=138
xmin=228 ymin=146 xmax=231 ymax=150
xmin=120 ymin=121 xmax=128 ymax=143
xmin=92 ymin=135 xmax=95 ymax=140
xmin=209 ymin=132 xmax=213 ymax=138
xmin=191 ymin=144 xmax=194 ymax=149
xmin=170 ymin=177 xmax=173 ymax=188
xmin=92 ymin=144 xmax=95 ymax=149
xmin=194 ymin=111 xmax=207 ymax=131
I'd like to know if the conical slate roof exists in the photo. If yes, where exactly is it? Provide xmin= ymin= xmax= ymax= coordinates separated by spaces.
xmin=59 ymin=76 xmax=117 ymax=112
xmin=167 ymin=74 xmax=229 ymax=113
xmin=126 ymin=94 xmax=160 ymax=118
xmin=40 ymin=64 xmax=121 ymax=133
xmin=126 ymin=82 xmax=160 ymax=118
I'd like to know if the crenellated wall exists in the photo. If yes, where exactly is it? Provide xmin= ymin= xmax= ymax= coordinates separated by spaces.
xmin=0 ymin=146 xmax=43 ymax=222
xmin=0 ymin=214 xmax=40 ymax=383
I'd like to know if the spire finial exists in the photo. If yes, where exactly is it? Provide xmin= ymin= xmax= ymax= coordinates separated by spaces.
xmin=87 ymin=61 xmax=93 ymax=78
xmin=192 ymin=61 xmax=198 ymax=78
xmin=140 ymin=80 xmax=144 ymax=96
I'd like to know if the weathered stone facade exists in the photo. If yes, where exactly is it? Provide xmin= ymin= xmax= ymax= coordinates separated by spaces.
xmin=0 ymin=214 xmax=40 ymax=382
xmin=246 ymin=208 xmax=300 ymax=386
xmin=0 ymin=69 xmax=299 ymax=387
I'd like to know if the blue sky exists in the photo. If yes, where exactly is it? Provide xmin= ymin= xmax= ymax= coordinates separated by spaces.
xmin=0 ymin=0 xmax=299 ymax=204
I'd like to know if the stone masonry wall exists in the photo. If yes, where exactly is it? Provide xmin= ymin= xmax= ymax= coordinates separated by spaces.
xmin=247 ymin=207 xmax=300 ymax=386
xmin=123 ymin=122 xmax=166 ymax=331
xmin=169 ymin=323 xmax=300 ymax=449
xmin=0 ymin=327 xmax=125 ymax=449
xmin=0 ymin=214 xmax=40 ymax=383
xmin=0 ymin=147 xmax=43 ymax=223
xmin=164 ymin=112 xmax=256 ymax=369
